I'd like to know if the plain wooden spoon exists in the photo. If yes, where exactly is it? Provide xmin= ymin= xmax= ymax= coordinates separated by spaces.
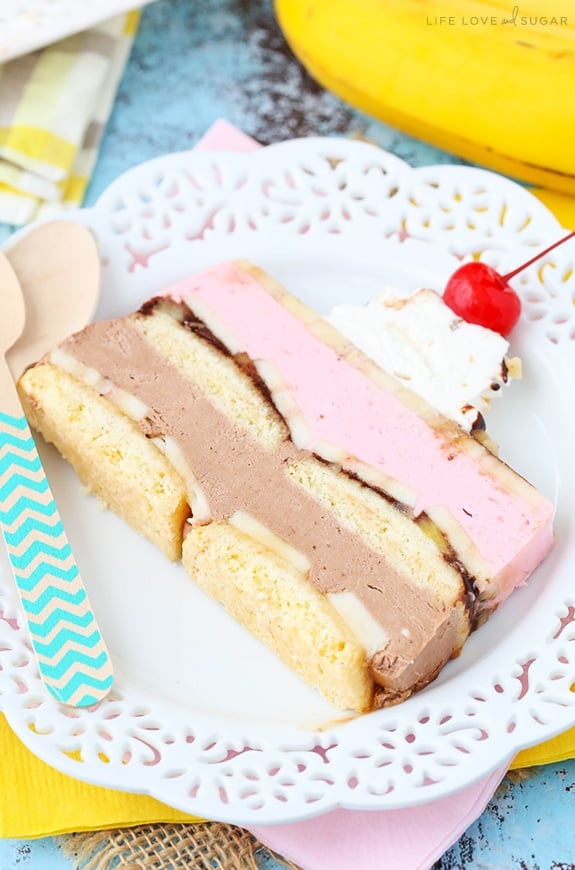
xmin=7 ymin=220 xmax=101 ymax=378
xmin=0 ymin=253 xmax=25 ymax=409
xmin=0 ymin=236 xmax=113 ymax=707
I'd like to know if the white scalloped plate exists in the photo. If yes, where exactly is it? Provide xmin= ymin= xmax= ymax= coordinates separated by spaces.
xmin=1 ymin=138 xmax=575 ymax=825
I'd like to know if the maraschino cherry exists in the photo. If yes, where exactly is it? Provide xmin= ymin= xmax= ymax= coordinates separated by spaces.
xmin=443 ymin=230 xmax=575 ymax=336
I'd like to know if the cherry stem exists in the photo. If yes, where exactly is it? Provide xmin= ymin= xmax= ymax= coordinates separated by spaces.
xmin=502 ymin=230 xmax=575 ymax=281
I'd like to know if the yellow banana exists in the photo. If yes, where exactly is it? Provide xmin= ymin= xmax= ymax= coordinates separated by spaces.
xmin=274 ymin=0 xmax=575 ymax=194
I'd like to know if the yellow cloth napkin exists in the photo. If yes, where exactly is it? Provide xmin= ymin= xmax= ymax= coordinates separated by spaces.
xmin=0 ymin=715 xmax=204 ymax=838
xmin=0 ymin=11 xmax=139 ymax=226
xmin=512 ymin=727 xmax=575 ymax=769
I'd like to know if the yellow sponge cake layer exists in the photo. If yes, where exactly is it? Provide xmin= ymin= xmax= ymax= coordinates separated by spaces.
xmin=20 ymin=363 xmax=189 ymax=561
xmin=182 ymin=519 xmax=373 ymax=712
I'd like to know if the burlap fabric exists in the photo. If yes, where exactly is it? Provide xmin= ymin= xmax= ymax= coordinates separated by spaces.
xmin=60 ymin=822 xmax=301 ymax=869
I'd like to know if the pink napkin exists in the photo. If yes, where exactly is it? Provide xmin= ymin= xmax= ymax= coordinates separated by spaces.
xmin=248 ymin=766 xmax=507 ymax=870
xmin=195 ymin=118 xmax=511 ymax=870
xmin=195 ymin=118 xmax=262 ymax=153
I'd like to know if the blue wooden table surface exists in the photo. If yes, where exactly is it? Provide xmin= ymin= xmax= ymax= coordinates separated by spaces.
xmin=1 ymin=1 xmax=574 ymax=867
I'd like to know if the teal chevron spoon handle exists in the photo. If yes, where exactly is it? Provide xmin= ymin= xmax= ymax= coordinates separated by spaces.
xmin=0 ymin=365 xmax=113 ymax=707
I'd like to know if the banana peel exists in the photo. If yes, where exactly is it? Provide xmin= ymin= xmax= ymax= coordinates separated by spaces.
xmin=274 ymin=0 xmax=575 ymax=195
xmin=532 ymin=187 xmax=575 ymax=228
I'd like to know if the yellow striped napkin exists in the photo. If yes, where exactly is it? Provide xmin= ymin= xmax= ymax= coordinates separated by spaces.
xmin=0 ymin=11 xmax=140 ymax=226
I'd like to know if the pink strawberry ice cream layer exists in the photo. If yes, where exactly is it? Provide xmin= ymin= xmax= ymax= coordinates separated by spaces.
xmin=163 ymin=262 xmax=554 ymax=583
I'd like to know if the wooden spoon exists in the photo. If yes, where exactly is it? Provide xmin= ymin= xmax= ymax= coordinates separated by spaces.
xmin=7 ymin=220 xmax=101 ymax=377
xmin=0 ymin=239 xmax=113 ymax=708
xmin=0 ymin=253 xmax=25 ymax=407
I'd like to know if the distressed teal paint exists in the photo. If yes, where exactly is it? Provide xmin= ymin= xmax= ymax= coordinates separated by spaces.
xmin=435 ymin=763 xmax=575 ymax=869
